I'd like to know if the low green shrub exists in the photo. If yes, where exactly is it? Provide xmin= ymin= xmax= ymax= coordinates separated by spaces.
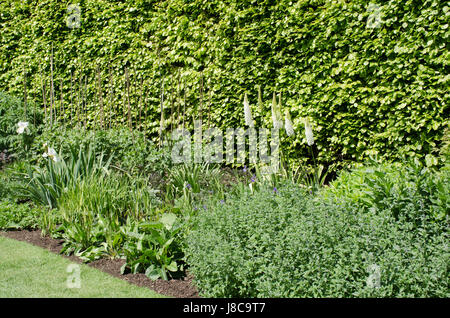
xmin=0 ymin=161 xmax=30 ymax=202
xmin=185 ymin=181 xmax=449 ymax=297
xmin=323 ymin=158 xmax=449 ymax=224
xmin=0 ymin=199 xmax=40 ymax=230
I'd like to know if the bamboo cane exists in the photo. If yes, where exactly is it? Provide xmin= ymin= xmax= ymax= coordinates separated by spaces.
xmin=138 ymin=77 xmax=144 ymax=132
xmin=60 ymin=80 xmax=64 ymax=126
xmin=170 ymin=77 xmax=175 ymax=135
xmin=208 ymin=85 xmax=212 ymax=128
xmin=182 ymin=79 xmax=186 ymax=130
xmin=97 ymin=66 xmax=104 ymax=129
xmin=70 ymin=70 xmax=74 ymax=127
xmin=77 ymin=73 xmax=82 ymax=129
xmin=200 ymin=72 xmax=203 ymax=124
xmin=23 ymin=67 xmax=27 ymax=119
xmin=33 ymin=74 xmax=36 ymax=126
xmin=176 ymin=71 xmax=181 ymax=128
xmin=50 ymin=44 xmax=55 ymax=127
xmin=159 ymin=78 xmax=165 ymax=149
xmin=125 ymin=67 xmax=132 ymax=131
xmin=39 ymin=65 xmax=47 ymax=123
xmin=83 ymin=75 xmax=87 ymax=129
xmin=108 ymin=65 xmax=113 ymax=129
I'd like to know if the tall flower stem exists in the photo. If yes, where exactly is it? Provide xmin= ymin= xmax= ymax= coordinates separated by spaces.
xmin=308 ymin=145 xmax=318 ymax=193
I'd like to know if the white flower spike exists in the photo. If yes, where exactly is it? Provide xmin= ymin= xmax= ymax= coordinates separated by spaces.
xmin=243 ymin=92 xmax=254 ymax=127
xmin=284 ymin=110 xmax=295 ymax=136
xmin=271 ymin=92 xmax=283 ymax=129
xmin=17 ymin=121 xmax=29 ymax=134
xmin=304 ymin=118 xmax=315 ymax=146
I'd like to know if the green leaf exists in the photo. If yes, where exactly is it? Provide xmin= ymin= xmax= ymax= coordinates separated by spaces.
xmin=166 ymin=261 xmax=178 ymax=272
xmin=120 ymin=263 xmax=127 ymax=275
xmin=159 ymin=213 xmax=177 ymax=231
xmin=144 ymin=265 xmax=161 ymax=281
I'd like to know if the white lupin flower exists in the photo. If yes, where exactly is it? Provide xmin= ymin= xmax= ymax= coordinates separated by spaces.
xmin=243 ymin=93 xmax=254 ymax=127
xmin=17 ymin=121 xmax=29 ymax=134
xmin=284 ymin=110 xmax=295 ymax=136
xmin=304 ymin=118 xmax=315 ymax=146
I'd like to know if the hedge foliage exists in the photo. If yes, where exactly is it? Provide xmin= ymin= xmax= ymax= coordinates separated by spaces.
xmin=0 ymin=0 xmax=448 ymax=170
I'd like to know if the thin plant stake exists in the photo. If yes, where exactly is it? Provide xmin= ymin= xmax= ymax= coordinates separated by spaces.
xmin=183 ymin=79 xmax=186 ymax=130
xmin=125 ymin=66 xmax=132 ymax=132
xmin=159 ymin=78 xmax=165 ymax=149
xmin=97 ymin=66 xmax=104 ymax=129
xmin=70 ymin=70 xmax=74 ymax=126
xmin=138 ymin=77 xmax=144 ymax=132
xmin=60 ymin=80 xmax=64 ymax=126
xmin=39 ymin=65 xmax=47 ymax=122
xmin=108 ymin=65 xmax=113 ymax=129
xmin=50 ymin=44 xmax=55 ymax=127
xmin=83 ymin=75 xmax=87 ymax=129
xmin=23 ymin=67 xmax=27 ymax=120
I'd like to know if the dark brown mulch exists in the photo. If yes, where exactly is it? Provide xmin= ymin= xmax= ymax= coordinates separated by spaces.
xmin=0 ymin=229 xmax=199 ymax=298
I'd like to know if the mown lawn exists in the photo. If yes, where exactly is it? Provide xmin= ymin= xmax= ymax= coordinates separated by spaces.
xmin=0 ymin=236 xmax=166 ymax=298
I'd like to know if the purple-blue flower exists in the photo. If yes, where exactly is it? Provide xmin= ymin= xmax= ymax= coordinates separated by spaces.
xmin=220 ymin=199 xmax=225 ymax=204
xmin=243 ymin=165 xmax=247 ymax=173
xmin=273 ymin=187 xmax=278 ymax=194
xmin=186 ymin=183 xmax=192 ymax=189
xmin=251 ymin=175 xmax=256 ymax=183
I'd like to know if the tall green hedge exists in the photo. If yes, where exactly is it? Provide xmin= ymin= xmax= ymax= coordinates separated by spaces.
xmin=0 ymin=0 xmax=448 ymax=170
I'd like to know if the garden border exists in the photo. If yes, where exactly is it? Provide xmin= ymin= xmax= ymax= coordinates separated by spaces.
xmin=0 ymin=229 xmax=199 ymax=298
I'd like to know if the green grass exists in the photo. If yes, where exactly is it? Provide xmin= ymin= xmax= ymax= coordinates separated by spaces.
xmin=0 ymin=236 xmax=167 ymax=298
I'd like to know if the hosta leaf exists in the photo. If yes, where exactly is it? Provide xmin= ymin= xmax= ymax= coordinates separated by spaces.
xmin=145 ymin=265 xmax=161 ymax=281
xmin=120 ymin=263 xmax=128 ymax=275
xmin=166 ymin=261 xmax=178 ymax=272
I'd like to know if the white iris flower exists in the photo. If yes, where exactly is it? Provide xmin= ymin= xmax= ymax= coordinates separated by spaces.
xmin=43 ymin=146 xmax=59 ymax=162
xmin=17 ymin=121 xmax=29 ymax=134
